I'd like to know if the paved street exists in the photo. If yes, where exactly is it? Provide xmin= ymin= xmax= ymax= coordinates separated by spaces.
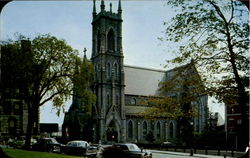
xmin=149 ymin=150 xmax=234 ymax=158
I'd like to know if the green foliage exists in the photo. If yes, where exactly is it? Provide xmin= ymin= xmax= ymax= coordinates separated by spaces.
xmin=72 ymin=54 xmax=96 ymax=118
xmin=162 ymin=0 xmax=249 ymax=103
xmin=31 ymin=34 xmax=78 ymax=109
xmin=1 ymin=34 xmax=79 ymax=148
xmin=1 ymin=34 xmax=78 ymax=110
xmin=163 ymin=0 xmax=249 ymax=148
xmin=143 ymin=63 xmax=202 ymax=120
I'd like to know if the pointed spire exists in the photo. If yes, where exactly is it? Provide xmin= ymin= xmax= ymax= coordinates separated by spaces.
xmin=101 ymin=0 xmax=105 ymax=12
xmin=118 ymin=0 xmax=122 ymax=14
xmin=93 ymin=0 xmax=96 ymax=17
xmin=83 ymin=48 xmax=87 ymax=62
xmin=110 ymin=3 xmax=112 ymax=13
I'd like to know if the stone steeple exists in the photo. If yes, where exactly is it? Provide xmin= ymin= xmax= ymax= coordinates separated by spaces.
xmin=100 ymin=0 xmax=105 ymax=12
xmin=91 ymin=0 xmax=125 ymax=143
xmin=92 ymin=0 xmax=97 ymax=17
xmin=118 ymin=0 xmax=122 ymax=17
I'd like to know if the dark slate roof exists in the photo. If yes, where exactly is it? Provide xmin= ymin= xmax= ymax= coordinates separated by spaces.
xmin=124 ymin=65 xmax=166 ymax=96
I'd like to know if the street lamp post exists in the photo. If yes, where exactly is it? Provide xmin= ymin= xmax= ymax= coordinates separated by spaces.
xmin=138 ymin=122 xmax=140 ymax=142
xmin=190 ymin=121 xmax=194 ymax=156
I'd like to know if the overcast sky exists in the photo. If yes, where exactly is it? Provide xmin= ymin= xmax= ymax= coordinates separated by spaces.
xmin=1 ymin=0 xmax=225 ymax=126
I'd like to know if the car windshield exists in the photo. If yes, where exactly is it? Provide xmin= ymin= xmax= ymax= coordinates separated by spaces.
xmin=67 ymin=142 xmax=77 ymax=147
xmin=79 ymin=141 xmax=89 ymax=147
xmin=67 ymin=141 xmax=89 ymax=147
xmin=127 ymin=144 xmax=141 ymax=152
xmin=49 ymin=138 xmax=58 ymax=144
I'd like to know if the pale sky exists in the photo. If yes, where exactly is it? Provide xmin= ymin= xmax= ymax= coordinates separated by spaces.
xmin=1 ymin=0 xmax=225 ymax=126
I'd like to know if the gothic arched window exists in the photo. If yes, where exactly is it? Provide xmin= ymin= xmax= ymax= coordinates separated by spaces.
xmin=94 ymin=66 xmax=98 ymax=80
xmin=107 ymin=63 xmax=111 ymax=78
xmin=169 ymin=122 xmax=174 ymax=138
xmin=128 ymin=121 xmax=133 ymax=139
xmin=131 ymin=98 xmax=136 ymax=105
xmin=114 ymin=63 xmax=118 ymax=79
xmin=156 ymin=122 xmax=161 ymax=138
xmin=97 ymin=30 xmax=101 ymax=53
xmin=107 ymin=94 xmax=110 ymax=106
xmin=116 ymin=95 xmax=119 ymax=105
xmin=107 ymin=29 xmax=115 ymax=51
xmin=143 ymin=121 xmax=147 ymax=139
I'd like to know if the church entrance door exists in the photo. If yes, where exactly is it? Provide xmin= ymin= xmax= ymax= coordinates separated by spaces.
xmin=107 ymin=120 xmax=118 ymax=142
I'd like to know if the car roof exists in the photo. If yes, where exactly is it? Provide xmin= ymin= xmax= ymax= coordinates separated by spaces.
xmin=114 ymin=143 xmax=135 ymax=146
xmin=68 ymin=140 xmax=88 ymax=143
xmin=42 ymin=138 xmax=55 ymax=140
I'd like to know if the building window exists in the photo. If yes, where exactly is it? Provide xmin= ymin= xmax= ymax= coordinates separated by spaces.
xmin=116 ymin=95 xmax=119 ymax=105
xmin=8 ymin=117 xmax=17 ymax=135
xmin=143 ymin=121 xmax=147 ymax=139
xmin=107 ymin=94 xmax=110 ymax=106
xmin=107 ymin=29 xmax=115 ymax=51
xmin=128 ymin=121 xmax=133 ymax=139
xmin=107 ymin=63 xmax=111 ymax=78
xmin=169 ymin=122 xmax=174 ymax=138
xmin=237 ymin=119 xmax=241 ymax=125
xmin=156 ymin=122 xmax=161 ymax=138
xmin=114 ymin=63 xmax=118 ymax=79
xmin=131 ymin=98 xmax=136 ymax=105
xmin=97 ymin=30 xmax=101 ymax=53
xmin=95 ymin=66 xmax=98 ymax=80
xmin=231 ymin=108 xmax=234 ymax=114
xmin=14 ymin=102 xmax=21 ymax=115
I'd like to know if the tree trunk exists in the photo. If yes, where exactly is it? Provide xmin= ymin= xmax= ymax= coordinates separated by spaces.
xmin=225 ymin=22 xmax=249 ymax=150
xmin=24 ymin=104 xmax=35 ymax=149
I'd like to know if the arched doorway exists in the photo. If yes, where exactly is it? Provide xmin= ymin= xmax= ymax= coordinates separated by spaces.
xmin=107 ymin=120 xmax=118 ymax=142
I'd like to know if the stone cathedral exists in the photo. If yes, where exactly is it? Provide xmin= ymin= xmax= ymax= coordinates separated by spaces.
xmin=63 ymin=0 xmax=208 ymax=144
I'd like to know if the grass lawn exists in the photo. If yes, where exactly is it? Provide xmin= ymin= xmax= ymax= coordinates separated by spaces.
xmin=3 ymin=148 xmax=86 ymax=158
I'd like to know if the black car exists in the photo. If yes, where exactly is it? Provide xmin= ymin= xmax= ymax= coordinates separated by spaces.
xmin=102 ymin=143 xmax=152 ymax=158
xmin=61 ymin=140 xmax=97 ymax=157
xmin=32 ymin=138 xmax=61 ymax=153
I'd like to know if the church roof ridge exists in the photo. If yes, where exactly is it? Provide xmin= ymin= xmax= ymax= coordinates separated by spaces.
xmin=124 ymin=64 xmax=166 ymax=73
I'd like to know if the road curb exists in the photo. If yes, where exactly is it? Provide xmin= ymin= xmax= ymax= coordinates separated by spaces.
xmin=149 ymin=150 xmax=233 ymax=158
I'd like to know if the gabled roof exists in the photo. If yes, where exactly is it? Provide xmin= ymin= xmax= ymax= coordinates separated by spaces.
xmin=124 ymin=65 xmax=166 ymax=96
xmin=124 ymin=62 xmax=203 ymax=97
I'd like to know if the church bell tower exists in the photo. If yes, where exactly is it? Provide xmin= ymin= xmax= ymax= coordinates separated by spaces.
xmin=91 ymin=0 xmax=126 ymax=143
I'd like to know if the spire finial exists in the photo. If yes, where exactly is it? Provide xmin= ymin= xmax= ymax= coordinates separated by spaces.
xmin=84 ymin=48 xmax=87 ymax=56
xmin=93 ymin=0 xmax=96 ymax=17
xmin=110 ymin=3 xmax=112 ymax=13
xmin=101 ymin=0 xmax=105 ymax=12
xmin=118 ymin=0 xmax=122 ymax=14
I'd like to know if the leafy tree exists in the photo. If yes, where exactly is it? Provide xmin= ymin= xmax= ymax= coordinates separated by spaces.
xmin=1 ymin=34 xmax=79 ymax=148
xmin=161 ymin=0 xmax=249 ymax=149
xmin=142 ymin=62 xmax=203 ymax=119
xmin=65 ymin=51 xmax=96 ymax=141
xmin=72 ymin=51 xmax=96 ymax=119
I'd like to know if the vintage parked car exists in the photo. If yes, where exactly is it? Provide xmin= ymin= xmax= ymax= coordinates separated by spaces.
xmin=162 ymin=141 xmax=176 ymax=147
xmin=61 ymin=140 xmax=98 ymax=157
xmin=32 ymin=138 xmax=61 ymax=152
xmin=12 ymin=136 xmax=37 ymax=149
xmin=102 ymin=143 xmax=152 ymax=158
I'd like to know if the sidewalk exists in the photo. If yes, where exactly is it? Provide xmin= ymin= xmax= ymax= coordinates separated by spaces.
xmin=148 ymin=149 xmax=234 ymax=158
